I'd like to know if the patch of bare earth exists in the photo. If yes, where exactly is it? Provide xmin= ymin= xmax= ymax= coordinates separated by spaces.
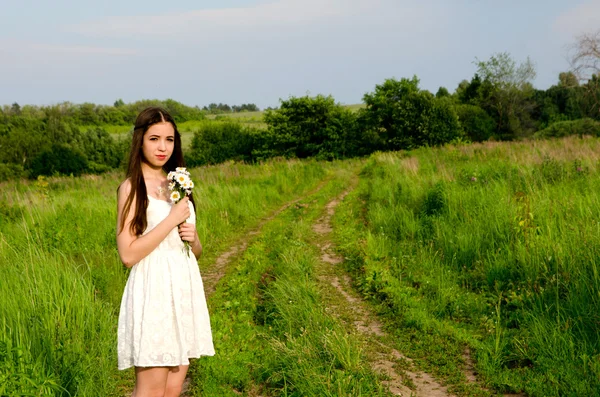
xmin=312 ymin=188 xmax=455 ymax=397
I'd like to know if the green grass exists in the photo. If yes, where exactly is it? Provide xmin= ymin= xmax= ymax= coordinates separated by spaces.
xmin=333 ymin=137 xmax=600 ymax=396
xmin=0 ymin=158 xmax=333 ymax=396
xmin=4 ymin=135 xmax=600 ymax=396
xmin=190 ymin=162 xmax=391 ymax=396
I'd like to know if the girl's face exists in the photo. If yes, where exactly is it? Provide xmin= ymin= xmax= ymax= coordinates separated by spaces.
xmin=142 ymin=122 xmax=175 ymax=168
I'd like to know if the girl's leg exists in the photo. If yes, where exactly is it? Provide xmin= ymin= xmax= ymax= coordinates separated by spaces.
xmin=165 ymin=365 xmax=189 ymax=397
xmin=134 ymin=366 xmax=170 ymax=397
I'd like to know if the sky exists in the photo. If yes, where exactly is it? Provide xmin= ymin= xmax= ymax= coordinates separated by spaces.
xmin=1 ymin=0 xmax=599 ymax=109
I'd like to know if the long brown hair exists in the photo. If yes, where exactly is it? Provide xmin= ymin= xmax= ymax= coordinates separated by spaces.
xmin=119 ymin=106 xmax=195 ymax=236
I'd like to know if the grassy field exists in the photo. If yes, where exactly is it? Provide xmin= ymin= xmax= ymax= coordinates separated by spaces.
xmin=333 ymin=137 xmax=600 ymax=396
xmin=1 ymin=136 xmax=599 ymax=396
xmin=0 ymin=159 xmax=332 ymax=396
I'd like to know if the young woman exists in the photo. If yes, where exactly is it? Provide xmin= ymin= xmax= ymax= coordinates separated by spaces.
xmin=116 ymin=107 xmax=214 ymax=397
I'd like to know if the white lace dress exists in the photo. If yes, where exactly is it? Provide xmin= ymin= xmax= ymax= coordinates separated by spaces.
xmin=117 ymin=195 xmax=215 ymax=370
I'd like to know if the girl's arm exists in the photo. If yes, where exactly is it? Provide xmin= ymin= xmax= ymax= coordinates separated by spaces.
xmin=116 ymin=180 xmax=191 ymax=268
xmin=191 ymin=231 xmax=203 ymax=260
xmin=178 ymin=223 xmax=203 ymax=259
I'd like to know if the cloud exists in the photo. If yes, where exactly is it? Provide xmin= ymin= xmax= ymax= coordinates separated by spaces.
xmin=554 ymin=1 xmax=600 ymax=37
xmin=63 ymin=0 xmax=431 ymax=39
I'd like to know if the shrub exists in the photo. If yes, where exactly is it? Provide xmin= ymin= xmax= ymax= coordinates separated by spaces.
xmin=261 ymin=95 xmax=359 ymax=160
xmin=0 ymin=163 xmax=26 ymax=181
xmin=361 ymin=77 xmax=463 ymax=150
xmin=80 ymin=127 xmax=125 ymax=168
xmin=533 ymin=118 xmax=600 ymax=139
xmin=28 ymin=144 xmax=89 ymax=178
xmin=187 ymin=121 xmax=258 ymax=166
xmin=456 ymin=104 xmax=496 ymax=142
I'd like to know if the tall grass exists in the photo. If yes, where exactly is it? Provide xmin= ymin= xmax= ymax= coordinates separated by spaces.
xmin=191 ymin=163 xmax=389 ymax=396
xmin=333 ymin=136 xmax=600 ymax=396
xmin=0 ymin=159 xmax=330 ymax=395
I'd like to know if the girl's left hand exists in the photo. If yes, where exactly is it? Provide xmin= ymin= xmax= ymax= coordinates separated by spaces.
xmin=178 ymin=223 xmax=198 ymax=244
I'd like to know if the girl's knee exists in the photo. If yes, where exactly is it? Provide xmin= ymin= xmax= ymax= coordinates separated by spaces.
xmin=164 ymin=385 xmax=182 ymax=397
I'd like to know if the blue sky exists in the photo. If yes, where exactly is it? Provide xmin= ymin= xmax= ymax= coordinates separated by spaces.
xmin=1 ymin=0 xmax=599 ymax=108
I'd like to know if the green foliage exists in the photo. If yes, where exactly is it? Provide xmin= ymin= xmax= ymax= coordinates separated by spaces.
xmin=0 ymin=100 xmax=199 ymax=180
xmin=456 ymin=104 xmax=495 ymax=142
xmin=261 ymin=94 xmax=361 ymax=160
xmin=471 ymin=53 xmax=538 ymax=140
xmin=187 ymin=121 xmax=258 ymax=166
xmin=29 ymin=143 xmax=89 ymax=178
xmin=0 ymin=162 xmax=26 ymax=181
xmin=334 ymin=140 xmax=600 ymax=396
xmin=361 ymin=77 xmax=463 ymax=150
xmin=436 ymin=86 xmax=450 ymax=98
xmin=203 ymin=102 xmax=260 ymax=114
xmin=534 ymin=118 xmax=600 ymax=138
xmin=79 ymin=127 xmax=127 ymax=169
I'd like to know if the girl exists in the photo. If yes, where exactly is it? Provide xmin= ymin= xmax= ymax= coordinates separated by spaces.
xmin=116 ymin=107 xmax=215 ymax=396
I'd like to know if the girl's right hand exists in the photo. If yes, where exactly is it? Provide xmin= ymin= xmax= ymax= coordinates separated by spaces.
xmin=169 ymin=196 xmax=190 ymax=226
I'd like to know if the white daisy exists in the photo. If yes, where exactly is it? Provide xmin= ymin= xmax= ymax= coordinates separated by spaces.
xmin=167 ymin=171 xmax=176 ymax=181
xmin=169 ymin=182 xmax=175 ymax=190
xmin=170 ymin=191 xmax=181 ymax=202
xmin=176 ymin=174 xmax=189 ymax=184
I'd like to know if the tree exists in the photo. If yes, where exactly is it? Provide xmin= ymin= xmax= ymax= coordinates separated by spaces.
xmin=569 ymin=30 xmax=600 ymax=118
xmin=474 ymin=52 xmax=538 ymax=139
xmin=532 ymin=73 xmax=586 ymax=127
xmin=559 ymin=71 xmax=579 ymax=88
xmin=360 ymin=77 xmax=462 ymax=150
xmin=261 ymin=95 xmax=360 ymax=159
xmin=436 ymin=87 xmax=450 ymax=98
xmin=188 ymin=122 xmax=257 ymax=165
xmin=455 ymin=104 xmax=495 ymax=142
xmin=569 ymin=30 xmax=600 ymax=83
xmin=10 ymin=102 xmax=21 ymax=115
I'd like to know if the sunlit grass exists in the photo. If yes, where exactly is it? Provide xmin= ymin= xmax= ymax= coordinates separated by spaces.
xmin=0 ymin=158 xmax=331 ymax=395
xmin=333 ymin=136 xmax=600 ymax=396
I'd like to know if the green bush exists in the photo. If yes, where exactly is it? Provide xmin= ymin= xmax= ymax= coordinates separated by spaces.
xmin=187 ymin=121 xmax=258 ymax=166
xmin=361 ymin=77 xmax=463 ymax=150
xmin=29 ymin=143 xmax=89 ymax=178
xmin=0 ymin=163 xmax=26 ymax=181
xmin=534 ymin=118 xmax=600 ymax=138
xmin=261 ymin=95 xmax=360 ymax=159
xmin=456 ymin=103 xmax=495 ymax=142
xmin=80 ymin=127 xmax=125 ymax=168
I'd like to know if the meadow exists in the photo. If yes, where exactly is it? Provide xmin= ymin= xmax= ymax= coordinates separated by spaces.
xmin=333 ymin=136 xmax=600 ymax=396
xmin=1 ymin=136 xmax=600 ymax=396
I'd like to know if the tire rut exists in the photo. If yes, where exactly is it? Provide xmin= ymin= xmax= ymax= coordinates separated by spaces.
xmin=312 ymin=184 xmax=456 ymax=397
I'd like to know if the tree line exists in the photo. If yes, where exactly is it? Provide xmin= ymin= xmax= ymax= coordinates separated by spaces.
xmin=188 ymin=51 xmax=600 ymax=166
xmin=1 ymin=32 xmax=600 ymax=180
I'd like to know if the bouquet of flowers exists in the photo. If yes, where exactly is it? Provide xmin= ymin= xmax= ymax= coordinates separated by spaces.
xmin=167 ymin=167 xmax=195 ymax=256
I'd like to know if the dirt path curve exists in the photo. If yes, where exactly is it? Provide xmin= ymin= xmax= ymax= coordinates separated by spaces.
xmin=312 ymin=184 xmax=456 ymax=397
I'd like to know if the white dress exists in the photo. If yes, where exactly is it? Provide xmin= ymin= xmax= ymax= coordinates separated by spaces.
xmin=117 ymin=195 xmax=215 ymax=370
